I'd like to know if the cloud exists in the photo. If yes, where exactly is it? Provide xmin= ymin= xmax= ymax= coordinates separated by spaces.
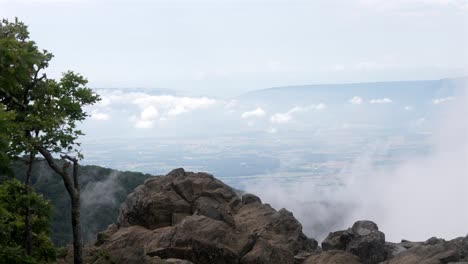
xmin=134 ymin=106 xmax=159 ymax=128
xmin=246 ymin=88 xmax=468 ymax=242
xmin=89 ymin=90 xmax=217 ymax=129
xmin=270 ymin=112 xmax=293 ymax=124
xmin=404 ymin=106 xmax=413 ymax=110
xmin=241 ymin=107 xmax=266 ymax=119
xmin=266 ymin=60 xmax=281 ymax=71
xmin=90 ymin=110 xmax=111 ymax=121
xmin=132 ymin=95 xmax=216 ymax=128
xmin=270 ymin=104 xmax=325 ymax=124
xmin=349 ymin=96 xmax=363 ymax=105
xmin=432 ymin=96 xmax=455 ymax=104
xmin=370 ymin=98 xmax=393 ymax=104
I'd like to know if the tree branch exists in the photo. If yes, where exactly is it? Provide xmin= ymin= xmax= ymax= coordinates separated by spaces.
xmin=62 ymin=154 xmax=79 ymax=191
xmin=0 ymin=87 xmax=27 ymax=110
xmin=34 ymin=144 xmax=77 ymax=197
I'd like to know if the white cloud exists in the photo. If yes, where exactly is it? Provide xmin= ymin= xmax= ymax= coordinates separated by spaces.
xmin=241 ymin=107 xmax=266 ymax=119
xmin=404 ymin=106 xmax=413 ymax=110
xmin=266 ymin=60 xmax=281 ymax=71
xmin=134 ymin=106 xmax=159 ymax=128
xmin=140 ymin=106 xmax=159 ymax=120
xmin=432 ymin=96 xmax=455 ymax=104
xmin=349 ymin=96 xmax=363 ymax=105
xmin=90 ymin=110 xmax=111 ymax=121
xmin=270 ymin=104 xmax=325 ymax=124
xmin=92 ymin=90 xmax=217 ymax=129
xmin=270 ymin=113 xmax=292 ymax=124
xmin=135 ymin=120 xmax=154 ymax=129
xmin=132 ymin=95 xmax=216 ymax=128
xmin=370 ymin=98 xmax=393 ymax=104
xmin=224 ymin=100 xmax=238 ymax=110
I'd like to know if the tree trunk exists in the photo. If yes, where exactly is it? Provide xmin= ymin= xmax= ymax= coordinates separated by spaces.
xmin=24 ymin=152 xmax=34 ymax=255
xmin=34 ymin=145 xmax=83 ymax=264
xmin=71 ymin=194 xmax=83 ymax=264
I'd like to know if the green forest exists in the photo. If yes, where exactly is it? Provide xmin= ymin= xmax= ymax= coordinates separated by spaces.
xmin=0 ymin=18 xmax=150 ymax=263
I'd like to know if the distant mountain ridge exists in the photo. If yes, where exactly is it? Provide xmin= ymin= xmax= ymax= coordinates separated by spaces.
xmin=237 ymin=78 xmax=466 ymax=107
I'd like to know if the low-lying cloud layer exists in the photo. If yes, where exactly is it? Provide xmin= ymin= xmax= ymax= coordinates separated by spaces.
xmin=244 ymin=88 xmax=468 ymax=242
xmin=88 ymin=90 xmax=217 ymax=129
xmin=270 ymin=104 xmax=326 ymax=124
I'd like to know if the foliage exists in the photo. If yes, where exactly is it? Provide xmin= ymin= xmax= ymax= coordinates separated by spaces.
xmin=0 ymin=179 xmax=56 ymax=263
xmin=0 ymin=17 xmax=100 ymax=161
xmin=0 ymin=105 xmax=13 ymax=176
xmin=0 ymin=17 xmax=104 ymax=264
xmin=11 ymin=161 xmax=153 ymax=245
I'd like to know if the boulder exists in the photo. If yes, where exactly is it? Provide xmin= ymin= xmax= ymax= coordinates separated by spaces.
xmin=241 ymin=193 xmax=262 ymax=205
xmin=381 ymin=241 xmax=460 ymax=264
xmin=385 ymin=242 xmax=407 ymax=259
xmin=96 ymin=168 xmax=317 ymax=264
xmin=425 ymin=237 xmax=446 ymax=246
xmin=303 ymin=250 xmax=362 ymax=264
xmin=399 ymin=239 xmax=423 ymax=249
xmin=322 ymin=230 xmax=353 ymax=251
xmin=347 ymin=221 xmax=386 ymax=264
xmin=322 ymin=220 xmax=386 ymax=264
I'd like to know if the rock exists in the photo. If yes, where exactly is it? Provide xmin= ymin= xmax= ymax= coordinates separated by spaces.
xmin=385 ymin=242 xmax=407 ymax=258
xmin=241 ymin=193 xmax=262 ymax=205
xmin=95 ymin=223 xmax=118 ymax=246
xmin=322 ymin=230 xmax=354 ymax=251
xmin=347 ymin=221 xmax=386 ymax=264
xmin=462 ymin=235 xmax=468 ymax=259
xmin=382 ymin=240 xmax=461 ymax=264
xmin=321 ymin=221 xmax=386 ymax=264
xmin=352 ymin=221 xmax=379 ymax=236
xmin=165 ymin=259 xmax=193 ymax=264
xmin=303 ymin=250 xmax=362 ymax=264
xmin=425 ymin=237 xmax=446 ymax=245
xmin=96 ymin=169 xmax=317 ymax=264
xmin=399 ymin=239 xmax=423 ymax=249
xmin=294 ymin=250 xmax=319 ymax=262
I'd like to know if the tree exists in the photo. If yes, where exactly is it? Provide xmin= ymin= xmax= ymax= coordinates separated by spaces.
xmin=0 ymin=178 xmax=56 ymax=264
xmin=0 ymin=105 xmax=13 ymax=176
xmin=0 ymin=18 xmax=100 ymax=264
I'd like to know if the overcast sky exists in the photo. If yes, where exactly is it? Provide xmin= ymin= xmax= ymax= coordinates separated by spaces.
xmin=1 ymin=0 xmax=467 ymax=96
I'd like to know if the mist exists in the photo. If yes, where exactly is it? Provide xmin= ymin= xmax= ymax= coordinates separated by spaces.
xmin=243 ymin=87 xmax=468 ymax=243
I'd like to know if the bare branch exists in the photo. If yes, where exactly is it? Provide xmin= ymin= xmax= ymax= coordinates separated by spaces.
xmin=34 ymin=144 xmax=77 ymax=197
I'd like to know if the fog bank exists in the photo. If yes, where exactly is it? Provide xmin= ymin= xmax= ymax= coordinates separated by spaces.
xmin=244 ymin=88 xmax=468 ymax=242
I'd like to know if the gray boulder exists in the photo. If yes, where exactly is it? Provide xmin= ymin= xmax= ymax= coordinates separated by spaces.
xmin=347 ymin=221 xmax=386 ymax=264
xmin=321 ymin=220 xmax=386 ymax=264
xmin=95 ymin=168 xmax=317 ymax=264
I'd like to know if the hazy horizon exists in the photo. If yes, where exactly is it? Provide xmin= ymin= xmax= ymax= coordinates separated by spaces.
xmin=2 ymin=0 xmax=468 ymax=97
xmin=2 ymin=0 xmax=467 ymax=244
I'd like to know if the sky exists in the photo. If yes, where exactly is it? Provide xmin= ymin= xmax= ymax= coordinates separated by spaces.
xmin=2 ymin=0 xmax=468 ymax=241
xmin=1 ymin=0 xmax=468 ymax=97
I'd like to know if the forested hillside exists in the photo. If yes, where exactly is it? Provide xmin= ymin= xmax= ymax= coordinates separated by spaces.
xmin=10 ymin=161 xmax=153 ymax=245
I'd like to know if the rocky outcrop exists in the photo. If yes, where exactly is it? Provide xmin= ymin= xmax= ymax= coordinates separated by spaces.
xmin=87 ymin=168 xmax=468 ymax=264
xmin=321 ymin=220 xmax=386 ymax=264
xmin=381 ymin=236 xmax=468 ymax=264
xmin=94 ymin=168 xmax=317 ymax=264
xmin=319 ymin=222 xmax=468 ymax=264
xmin=303 ymin=250 xmax=361 ymax=264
